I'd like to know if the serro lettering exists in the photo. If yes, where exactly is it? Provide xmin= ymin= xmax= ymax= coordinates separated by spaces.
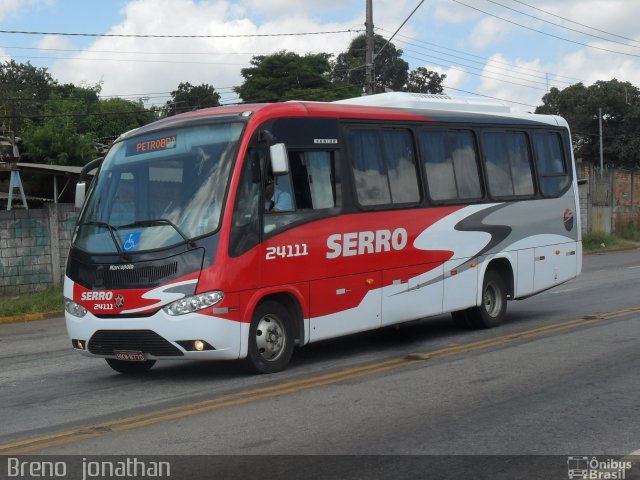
xmin=81 ymin=291 xmax=114 ymax=301
xmin=326 ymin=228 xmax=408 ymax=259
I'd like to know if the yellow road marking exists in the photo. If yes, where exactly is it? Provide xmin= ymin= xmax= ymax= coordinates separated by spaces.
xmin=2 ymin=305 xmax=639 ymax=455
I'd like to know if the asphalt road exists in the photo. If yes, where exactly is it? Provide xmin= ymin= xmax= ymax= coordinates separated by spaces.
xmin=1 ymin=249 xmax=639 ymax=479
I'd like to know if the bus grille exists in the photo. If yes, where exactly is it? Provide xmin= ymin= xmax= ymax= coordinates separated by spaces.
xmin=74 ymin=263 xmax=178 ymax=290
xmin=88 ymin=330 xmax=184 ymax=357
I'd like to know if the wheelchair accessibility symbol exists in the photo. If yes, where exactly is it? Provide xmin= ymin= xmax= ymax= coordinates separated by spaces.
xmin=123 ymin=232 xmax=141 ymax=252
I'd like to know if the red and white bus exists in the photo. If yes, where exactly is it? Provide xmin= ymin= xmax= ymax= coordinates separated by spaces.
xmin=64 ymin=92 xmax=581 ymax=374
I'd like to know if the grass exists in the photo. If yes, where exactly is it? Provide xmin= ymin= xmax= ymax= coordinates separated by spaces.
xmin=583 ymin=224 xmax=640 ymax=253
xmin=0 ymin=286 xmax=63 ymax=318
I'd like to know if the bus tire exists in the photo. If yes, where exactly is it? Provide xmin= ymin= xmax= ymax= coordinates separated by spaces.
xmin=245 ymin=300 xmax=294 ymax=374
xmin=105 ymin=358 xmax=156 ymax=374
xmin=467 ymin=270 xmax=507 ymax=329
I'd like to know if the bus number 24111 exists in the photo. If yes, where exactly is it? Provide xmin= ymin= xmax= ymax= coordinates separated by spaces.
xmin=265 ymin=244 xmax=308 ymax=260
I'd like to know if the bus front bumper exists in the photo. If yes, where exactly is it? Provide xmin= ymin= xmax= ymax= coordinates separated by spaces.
xmin=65 ymin=309 xmax=245 ymax=361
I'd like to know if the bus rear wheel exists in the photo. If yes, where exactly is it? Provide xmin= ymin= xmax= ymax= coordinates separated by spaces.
xmin=466 ymin=270 xmax=507 ymax=329
xmin=105 ymin=358 xmax=156 ymax=374
xmin=245 ymin=300 xmax=294 ymax=374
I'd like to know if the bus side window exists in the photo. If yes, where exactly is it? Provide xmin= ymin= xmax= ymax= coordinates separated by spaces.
xmin=420 ymin=129 xmax=482 ymax=202
xmin=263 ymin=150 xmax=338 ymax=234
xmin=347 ymin=128 xmax=420 ymax=207
xmin=534 ymin=132 xmax=570 ymax=197
xmin=483 ymin=131 xmax=534 ymax=198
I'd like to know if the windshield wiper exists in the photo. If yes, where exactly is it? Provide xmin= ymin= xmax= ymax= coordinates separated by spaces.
xmin=118 ymin=218 xmax=192 ymax=245
xmin=77 ymin=221 xmax=123 ymax=254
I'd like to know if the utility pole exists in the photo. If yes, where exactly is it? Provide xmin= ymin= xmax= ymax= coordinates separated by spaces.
xmin=599 ymin=107 xmax=604 ymax=177
xmin=365 ymin=0 xmax=375 ymax=95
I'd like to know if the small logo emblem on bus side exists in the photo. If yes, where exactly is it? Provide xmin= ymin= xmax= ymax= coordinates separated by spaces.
xmin=563 ymin=208 xmax=574 ymax=231
xmin=114 ymin=294 xmax=125 ymax=309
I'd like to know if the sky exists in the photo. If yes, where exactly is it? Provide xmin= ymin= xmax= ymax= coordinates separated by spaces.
xmin=1 ymin=0 xmax=640 ymax=113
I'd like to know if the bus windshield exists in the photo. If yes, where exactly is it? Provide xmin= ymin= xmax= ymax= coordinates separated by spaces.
xmin=74 ymin=122 xmax=243 ymax=254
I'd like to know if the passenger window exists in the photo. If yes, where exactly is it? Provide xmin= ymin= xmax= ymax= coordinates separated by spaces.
xmin=483 ymin=131 xmax=534 ymax=198
xmin=420 ymin=129 xmax=482 ymax=201
xmin=347 ymin=128 xmax=420 ymax=207
xmin=263 ymin=150 xmax=339 ymax=234
xmin=534 ymin=132 xmax=570 ymax=197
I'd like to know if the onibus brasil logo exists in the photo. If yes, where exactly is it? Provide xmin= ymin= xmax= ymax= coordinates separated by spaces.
xmin=567 ymin=456 xmax=634 ymax=479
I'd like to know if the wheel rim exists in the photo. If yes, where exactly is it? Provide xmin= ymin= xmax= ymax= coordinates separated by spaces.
xmin=483 ymin=281 xmax=502 ymax=318
xmin=255 ymin=314 xmax=287 ymax=362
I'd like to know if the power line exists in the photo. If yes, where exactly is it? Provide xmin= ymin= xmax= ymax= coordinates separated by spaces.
xmin=0 ymin=44 xmax=345 ymax=57
xmin=508 ymin=0 xmax=640 ymax=46
xmin=451 ymin=0 xmax=640 ymax=59
xmin=6 ymin=54 xmax=249 ymax=66
xmin=377 ymin=28 xmax=584 ymax=83
xmin=398 ymin=42 xmax=574 ymax=89
xmin=0 ymin=28 xmax=362 ymax=39
xmin=483 ymin=0 xmax=640 ymax=51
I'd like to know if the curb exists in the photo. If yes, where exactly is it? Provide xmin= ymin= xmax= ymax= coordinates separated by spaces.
xmin=0 ymin=311 xmax=62 ymax=325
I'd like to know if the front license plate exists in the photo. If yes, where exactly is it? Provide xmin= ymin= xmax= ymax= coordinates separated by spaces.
xmin=114 ymin=350 xmax=146 ymax=362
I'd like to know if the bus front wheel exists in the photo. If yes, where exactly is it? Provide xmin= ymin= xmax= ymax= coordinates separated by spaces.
xmin=105 ymin=358 xmax=156 ymax=374
xmin=467 ymin=270 xmax=507 ymax=329
xmin=245 ymin=300 xmax=294 ymax=374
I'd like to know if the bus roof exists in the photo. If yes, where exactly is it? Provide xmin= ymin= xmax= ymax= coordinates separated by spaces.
xmin=119 ymin=94 xmax=566 ymax=142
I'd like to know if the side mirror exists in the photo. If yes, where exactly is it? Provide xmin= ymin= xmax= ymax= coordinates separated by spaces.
xmin=75 ymin=181 xmax=86 ymax=209
xmin=269 ymin=143 xmax=289 ymax=175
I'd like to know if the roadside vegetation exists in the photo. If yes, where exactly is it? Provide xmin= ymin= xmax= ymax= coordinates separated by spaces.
xmin=583 ymin=224 xmax=640 ymax=253
xmin=0 ymin=286 xmax=63 ymax=317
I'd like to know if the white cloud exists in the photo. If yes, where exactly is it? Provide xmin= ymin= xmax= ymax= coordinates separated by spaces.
xmin=477 ymin=54 xmax=550 ymax=112
xmin=0 ymin=0 xmax=52 ymax=22
xmin=47 ymin=0 xmax=366 ymax=105
xmin=419 ymin=64 xmax=467 ymax=92
xmin=469 ymin=17 xmax=515 ymax=49
xmin=35 ymin=34 xmax=75 ymax=52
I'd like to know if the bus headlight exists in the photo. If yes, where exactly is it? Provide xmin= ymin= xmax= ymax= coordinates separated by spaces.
xmin=65 ymin=298 xmax=87 ymax=318
xmin=163 ymin=291 xmax=224 ymax=316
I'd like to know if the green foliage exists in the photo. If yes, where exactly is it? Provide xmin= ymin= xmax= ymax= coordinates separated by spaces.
xmin=0 ymin=286 xmax=62 ymax=317
xmin=332 ymin=34 xmax=409 ymax=93
xmin=618 ymin=223 xmax=640 ymax=241
xmin=536 ymin=79 xmax=640 ymax=169
xmin=582 ymin=231 xmax=640 ymax=252
xmin=0 ymin=60 xmax=55 ymax=133
xmin=406 ymin=67 xmax=446 ymax=94
xmin=21 ymin=83 xmax=154 ymax=166
xmin=165 ymin=82 xmax=221 ymax=116
xmin=235 ymin=51 xmax=351 ymax=103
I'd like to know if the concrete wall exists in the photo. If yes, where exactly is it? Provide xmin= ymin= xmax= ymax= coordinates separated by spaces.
xmin=579 ymin=164 xmax=640 ymax=234
xmin=0 ymin=204 xmax=78 ymax=295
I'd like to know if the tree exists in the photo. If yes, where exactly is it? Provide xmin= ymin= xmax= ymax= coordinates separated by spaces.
xmin=536 ymin=79 xmax=640 ymax=169
xmin=332 ymin=34 xmax=409 ymax=94
xmin=235 ymin=51 xmax=360 ymax=103
xmin=93 ymin=97 xmax=156 ymax=141
xmin=406 ymin=67 xmax=446 ymax=94
xmin=165 ymin=82 xmax=220 ymax=116
xmin=0 ymin=60 xmax=56 ymax=135
xmin=22 ymin=83 xmax=155 ymax=165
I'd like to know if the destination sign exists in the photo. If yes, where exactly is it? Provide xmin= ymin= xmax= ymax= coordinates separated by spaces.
xmin=127 ymin=135 xmax=177 ymax=156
